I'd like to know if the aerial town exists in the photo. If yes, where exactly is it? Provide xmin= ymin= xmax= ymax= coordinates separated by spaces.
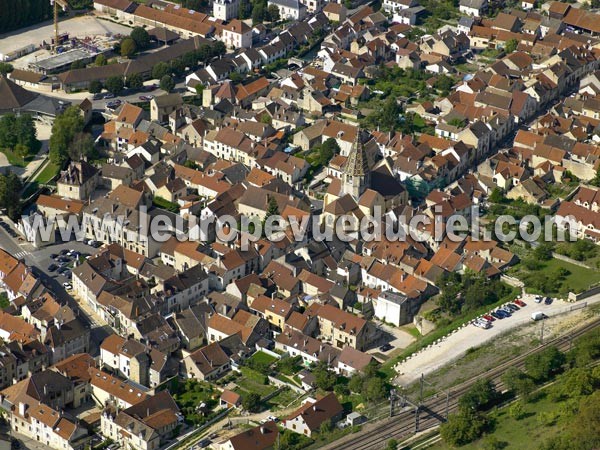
xmin=0 ymin=0 xmax=599 ymax=449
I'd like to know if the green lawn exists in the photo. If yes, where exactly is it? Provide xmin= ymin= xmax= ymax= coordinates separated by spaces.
xmin=34 ymin=161 xmax=61 ymax=184
xmin=249 ymin=351 xmax=277 ymax=366
xmin=428 ymin=392 xmax=568 ymax=450
xmin=153 ymin=196 xmax=180 ymax=213
xmin=1 ymin=148 xmax=35 ymax=167
xmin=172 ymin=379 xmax=218 ymax=424
xmin=509 ymin=258 xmax=600 ymax=295
xmin=235 ymin=367 xmax=277 ymax=397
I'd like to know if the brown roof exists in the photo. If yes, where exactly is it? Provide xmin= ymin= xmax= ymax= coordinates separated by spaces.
xmin=228 ymin=421 xmax=278 ymax=450
xmin=285 ymin=393 xmax=343 ymax=431
xmin=89 ymin=367 xmax=147 ymax=405
xmin=37 ymin=194 xmax=84 ymax=215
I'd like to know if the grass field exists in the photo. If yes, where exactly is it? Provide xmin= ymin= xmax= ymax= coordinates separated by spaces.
xmin=235 ymin=367 xmax=277 ymax=397
xmin=509 ymin=257 xmax=600 ymax=295
xmin=248 ymin=351 xmax=277 ymax=366
xmin=34 ymin=161 xmax=61 ymax=184
xmin=428 ymin=390 xmax=568 ymax=450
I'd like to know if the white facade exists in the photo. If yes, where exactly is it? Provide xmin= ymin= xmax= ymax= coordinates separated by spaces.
xmin=213 ymin=0 xmax=240 ymax=20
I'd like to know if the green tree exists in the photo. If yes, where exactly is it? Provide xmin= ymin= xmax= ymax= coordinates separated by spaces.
xmin=160 ymin=75 xmax=175 ymax=93
xmin=130 ymin=27 xmax=150 ymax=50
xmin=318 ymin=138 xmax=340 ymax=166
xmin=458 ymin=378 xmax=498 ymax=412
xmin=509 ymin=401 xmax=525 ymax=420
xmin=505 ymin=38 xmax=518 ymax=54
xmin=489 ymin=187 xmax=505 ymax=203
xmin=152 ymin=62 xmax=170 ymax=80
xmin=71 ymin=60 xmax=86 ymax=70
xmin=88 ymin=80 xmax=102 ymax=94
xmin=120 ymin=37 xmax=137 ymax=58
xmin=0 ymin=171 xmax=23 ymax=221
xmin=105 ymin=76 xmax=124 ymax=95
xmin=0 ymin=63 xmax=14 ymax=75
xmin=267 ymin=4 xmax=280 ymax=21
xmin=95 ymin=54 xmax=107 ymax=66
xmin=68 ymin=132 xmax=94 ymax=161
xmin=314 ymin=363 xmax=336 ymax=391
xmin=242 ymin=392 xmax=261 ymax=412
xmin=127 ymin=73 xmax=143 ymax=90
xmin=170 ymin=58 xmax=186 ymax=77
xmin=319 ymin=420 xmax=332 ymax=435
xmin=265 ymin=195 xmax=279 ymax=220
xmin=252 ymin=2 xmax=265 ymax=24
xmin=348 ymin=374 xmax=363 ymax=393
xmin=385 ymin=439 xmax=398 ymax=450
xmin=533 ymin=242 xmax=554 ymax=261
xmin=49 ymin=106 xmax=85 ymax=165
xmin=591 ymin=167 xmax=600 ymax=187
xmin=213 ymin=40 xmax=226 ymax=57
xmin=434 ymin=74 xmax=455 ymax=95
xmin=525 ymin=346 xmax=565 ymax=381
xmin=440 ymin=411 xmax=489 ymax=447
xmin=195 ymin=84 xmax=205 ymax=95
xmin=363 ymin=377 xmax=387 ymax=402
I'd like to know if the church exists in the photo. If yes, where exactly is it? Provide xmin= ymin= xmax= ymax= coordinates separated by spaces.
xmin=322 ymin=130 xmax=408 ymax=230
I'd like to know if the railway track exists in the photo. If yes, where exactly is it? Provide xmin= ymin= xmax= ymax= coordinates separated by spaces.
xmin=325 ymin=317 xmax=600 ymax=450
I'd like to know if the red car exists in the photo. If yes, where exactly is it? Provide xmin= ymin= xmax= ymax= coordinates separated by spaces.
xmin=482 ymin=314 xmax=495 ymax=322
xmin=514 ymin=299 xmax=526 ymax=307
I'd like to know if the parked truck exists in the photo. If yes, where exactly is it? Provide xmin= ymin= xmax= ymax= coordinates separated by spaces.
xmin=531 ymin=311 xmax=544 ymax=321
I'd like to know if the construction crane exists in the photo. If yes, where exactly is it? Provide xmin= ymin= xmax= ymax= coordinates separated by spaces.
xmin=50 ymin=0 xmax=69 ymax=53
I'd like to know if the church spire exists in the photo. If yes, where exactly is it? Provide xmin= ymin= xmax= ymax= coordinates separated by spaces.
xmin=342 ymin=129 xmax=370 ymax=199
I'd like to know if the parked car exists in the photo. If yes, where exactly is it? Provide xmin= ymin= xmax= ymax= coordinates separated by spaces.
xmin=495 ymin=309 xmax=509 ymax=318
xmin=63 ymin=282 xmax=72 ymax=290
xmin=514 ymin=299 xmax=526 ymax=307
xmin=92 ymin=93 xmax=103 ymax=100
xmin=482 ymin=314 xmax=495 ymax=322
xmin=138 ymin=95 xmax=149 ymax=101
xmin=104 ymin=92 xmax=115 ymax=99
xmin=544 ymin=297 xmax=553 ymax=305
xmin=490 ymin=311 xmax=502 ymax=320
xmin=60 ymin=249 xmax=69 ymax=255
xmin=47 ymin=264 xmax=58 ymax=272
xmin=379 ymin=343 xmax=393 ymax=352
xmin=505 ymin=303 xmax=519 ymax=312
xmin=534 ymin=295 xmax=543 ymax=303
xmin=49 ymin=253 xmax=58 ymax=260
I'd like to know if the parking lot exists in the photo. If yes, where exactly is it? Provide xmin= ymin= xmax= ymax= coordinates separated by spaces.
xmin=394 ymin=293 xmax=600 ymax=386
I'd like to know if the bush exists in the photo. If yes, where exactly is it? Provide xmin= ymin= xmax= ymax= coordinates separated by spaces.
xmin=88 ymin=80 xmax=102 ymax=94
xmin=160 ymin=75 xmax=175 ymax=93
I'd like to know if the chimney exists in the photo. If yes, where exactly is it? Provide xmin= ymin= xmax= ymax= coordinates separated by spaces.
xmin=260 ymin=426 xmax=266 ymax=434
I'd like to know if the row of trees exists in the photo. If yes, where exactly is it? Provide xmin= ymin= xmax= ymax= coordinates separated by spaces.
xmin=0 ymin=0 xmax=52 ymax=33
xmin=0 ymin=114 xmax=39 ymax=157
xmin=89 ymin=40 xmax=226 ymax=95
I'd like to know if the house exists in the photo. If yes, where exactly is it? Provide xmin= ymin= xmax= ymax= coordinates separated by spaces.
xmin=249 ymin=295 xmax=294 ymax=331
xmin=459 ymin=0 xmax=486 ymax=17
xmin=182 ymin=334 xmax=249 ymax=380
xmin=336 ymin=346 xmax=374 ymax=377
xmin=100 ymin=391 xmax=182 ymax=450
xmin=56 ymin=161 xmax=99 ymax=201
xmin=150 ymin=93 xmax=183 ymax=124
xmin=307 ymin=303 xmax=371 ymax=351
xmin=0 ymin=371 xmax=89 ymax=450
xmin=220 ymin=20 xmax=253 ymax=49
xmin=216 ymin=421 xmax=278 ymax=450
xmin=213 ymin=0 xmax=240 ymax=20
xmin=283 ymin=393 xmax=344 ymax=437
xmin=268 ymin=0 xmax=307 ymax=20
xmin=323 ymin=2 xmax=346 ymax=22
